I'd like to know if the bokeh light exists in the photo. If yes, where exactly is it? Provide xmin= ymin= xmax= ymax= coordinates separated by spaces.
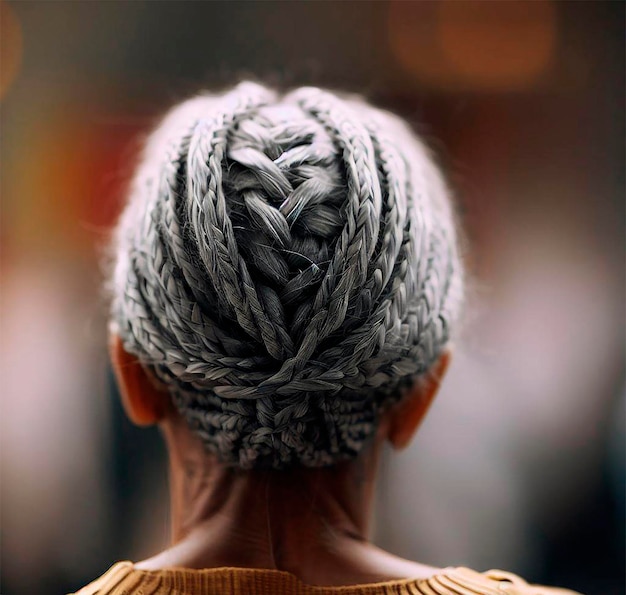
xmin=0 ymin=0 xmax=22 ymax=100
xmin=389 ymin=0 xmax=557 ymax=92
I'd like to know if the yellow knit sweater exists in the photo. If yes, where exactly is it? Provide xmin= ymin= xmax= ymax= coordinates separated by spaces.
xmin=70 ymin=562 xmax=581 ymax=595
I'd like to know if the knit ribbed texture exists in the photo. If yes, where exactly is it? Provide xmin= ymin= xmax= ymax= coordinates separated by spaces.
xmin=110 ymin=81 xmax=463 ymax=469
xmin=70 ymin=563 xmax=580 ymax=595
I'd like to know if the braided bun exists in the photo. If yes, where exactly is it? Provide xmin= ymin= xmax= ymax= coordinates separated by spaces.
xmin=110 ymin=82 xmax=463 ymax=469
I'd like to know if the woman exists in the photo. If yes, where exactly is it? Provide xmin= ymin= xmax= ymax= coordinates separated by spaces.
xmin=73 ymin=82 xmax=580 ymax=594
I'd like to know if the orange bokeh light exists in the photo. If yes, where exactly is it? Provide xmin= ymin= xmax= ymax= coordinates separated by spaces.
xmin=0 ymin=0 xmax=23 ymax=100
xmin=388 ymin=0 xmax=557 ymax=92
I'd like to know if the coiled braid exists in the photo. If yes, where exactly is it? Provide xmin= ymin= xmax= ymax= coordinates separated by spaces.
xmin=110 ymin=81 xmax=463 ymax=469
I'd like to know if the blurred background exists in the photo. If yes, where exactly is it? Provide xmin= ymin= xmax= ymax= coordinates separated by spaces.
xmin=1 ymin=1 xmax=624 ymax=594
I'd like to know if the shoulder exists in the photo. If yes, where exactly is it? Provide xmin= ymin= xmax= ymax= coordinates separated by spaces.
xmin=68 ymin=562 xmax=135 ymax=595
xmin=68 ymin=563 xmax=584 ymax=595
xmin=449 ymin=567 xmax=584 ymax=595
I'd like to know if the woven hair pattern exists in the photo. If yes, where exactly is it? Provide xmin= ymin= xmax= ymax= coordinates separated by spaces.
xmin=110 ymin=82 xmax=463 ymax=469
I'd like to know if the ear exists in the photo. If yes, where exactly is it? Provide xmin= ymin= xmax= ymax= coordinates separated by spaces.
xmin=108 ymin=333 xmax=172 ymax=426
xmin=388 ymin=349 xmax=452 ymax=450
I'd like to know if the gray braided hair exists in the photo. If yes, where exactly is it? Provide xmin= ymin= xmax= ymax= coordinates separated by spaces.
xmin=109 ymin=81 xmax=463 ymax=469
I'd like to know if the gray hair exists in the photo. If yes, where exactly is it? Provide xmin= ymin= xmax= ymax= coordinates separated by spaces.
xmin=109 ymin=81 xmax=463 ymax=469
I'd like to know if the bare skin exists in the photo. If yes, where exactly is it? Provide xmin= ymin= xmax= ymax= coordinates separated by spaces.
xmin=109 ymin=334 xmax=451 ymax=587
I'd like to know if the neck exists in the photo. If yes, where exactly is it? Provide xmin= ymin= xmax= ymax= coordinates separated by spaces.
xmin=142 ymin=413 xmax=383 ymax=575
xmin=136 ymin=413 xmax=443 ymax=586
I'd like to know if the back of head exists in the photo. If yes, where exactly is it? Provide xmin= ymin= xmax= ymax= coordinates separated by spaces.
xmin=109 ymin=81 xmax=463 ymax=469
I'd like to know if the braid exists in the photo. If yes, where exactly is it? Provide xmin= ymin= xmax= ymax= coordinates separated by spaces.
xmin=110 ymin=81 xmax=463 ymax=469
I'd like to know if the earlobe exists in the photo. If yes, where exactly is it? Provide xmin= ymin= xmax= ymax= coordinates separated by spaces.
xmin=388 ymin=349 xmax=452 ymax=450
xmin=108 ymin=333 xmax=171 ymax=426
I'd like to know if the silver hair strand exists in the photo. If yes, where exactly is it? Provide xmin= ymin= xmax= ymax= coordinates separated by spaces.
xmin=109 ymin=81 xmax=464 ymax=469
